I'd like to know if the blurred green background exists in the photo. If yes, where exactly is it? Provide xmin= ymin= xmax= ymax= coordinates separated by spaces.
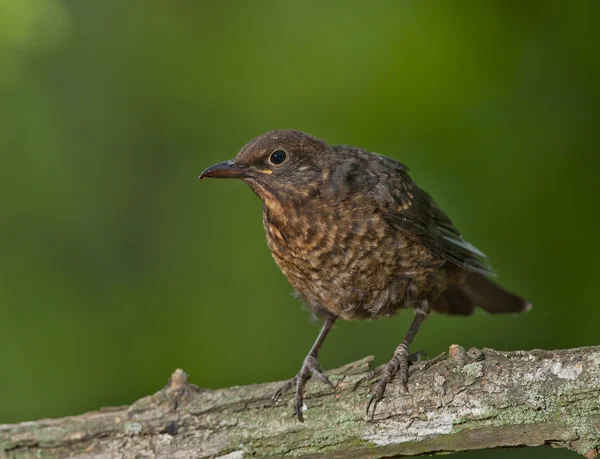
xmin=1 ymin=1 xmax=598 ymax=457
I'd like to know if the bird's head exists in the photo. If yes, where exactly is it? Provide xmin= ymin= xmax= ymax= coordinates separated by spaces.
xmin=200 ymin=130 xmax=330 ymax=204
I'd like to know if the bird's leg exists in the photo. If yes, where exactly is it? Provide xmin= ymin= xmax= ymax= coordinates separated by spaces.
xmin=367 ymin=301 xmax=430 ymax=418
xmin=272 ymin=316 xmax=336 ymax=422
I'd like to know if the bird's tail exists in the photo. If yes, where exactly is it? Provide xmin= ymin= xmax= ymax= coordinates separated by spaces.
xmin=433 ymin=272 xmax=531 ymax=316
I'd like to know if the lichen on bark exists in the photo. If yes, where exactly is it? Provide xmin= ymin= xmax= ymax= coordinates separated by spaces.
xmin=1 ymin=346 xmax=599 ymax=458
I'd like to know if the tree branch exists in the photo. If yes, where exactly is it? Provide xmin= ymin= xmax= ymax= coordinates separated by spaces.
xmin=2 ymin=345 xmax=600 ymax=458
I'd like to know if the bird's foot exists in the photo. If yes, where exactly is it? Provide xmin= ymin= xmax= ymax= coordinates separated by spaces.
xmin=364 ymin=348 xmax=426 ymax=419
xmin=352 ymin=350 xmax=426 ymax=392
xmin=272 ymin=354 xmax=334 ymax=422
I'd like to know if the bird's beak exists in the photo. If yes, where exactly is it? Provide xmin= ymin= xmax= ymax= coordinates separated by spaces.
xmin=199 ymin=160 xmax=250 ymax=180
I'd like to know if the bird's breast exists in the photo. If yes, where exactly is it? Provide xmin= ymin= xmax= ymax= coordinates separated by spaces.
xmin=262 ymin=199 xmax=445 ymax=319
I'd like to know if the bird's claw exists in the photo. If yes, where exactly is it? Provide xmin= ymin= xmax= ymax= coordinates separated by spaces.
xmin=353 ymin=350 xmax=425 ymax=393
xmin=351 ymin=366 xmax=384 ymax=392
xmin=272 ymin=354 xmax=334 ymax=422
xmin=362 ymin=349 xmax=426 ymax=419
xmin=272 ymin=378 xmax=296 ymax=404
xmin=366 ymin=391 xmax=383 ymax=419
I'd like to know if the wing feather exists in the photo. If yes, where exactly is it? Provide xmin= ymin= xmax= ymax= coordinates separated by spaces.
xmin=372 ymin=155 xmax=495 ymax=277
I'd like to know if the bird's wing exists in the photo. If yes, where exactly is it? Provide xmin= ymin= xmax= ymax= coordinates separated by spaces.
xmin=371 ymin=155 xmax=495 ymax=277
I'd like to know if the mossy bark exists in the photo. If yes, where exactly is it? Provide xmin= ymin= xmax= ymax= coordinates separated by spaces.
xmin=1 ymin=346 xmax=600 ymax=458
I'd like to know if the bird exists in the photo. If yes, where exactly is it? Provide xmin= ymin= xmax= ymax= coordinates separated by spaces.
xmin=199 ymin=129 xmax=530 ymax=421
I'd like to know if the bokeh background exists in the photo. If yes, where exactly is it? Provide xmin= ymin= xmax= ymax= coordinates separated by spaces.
xmin=1 ymin=1 xmax=598 ymax=458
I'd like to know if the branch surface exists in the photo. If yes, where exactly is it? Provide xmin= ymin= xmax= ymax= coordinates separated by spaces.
xmin=2 ymin=345 xmax=600 ymax=458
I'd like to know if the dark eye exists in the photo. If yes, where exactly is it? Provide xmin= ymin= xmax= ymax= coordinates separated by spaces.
xmin=269 ymin=149 xmax=287 ymax=165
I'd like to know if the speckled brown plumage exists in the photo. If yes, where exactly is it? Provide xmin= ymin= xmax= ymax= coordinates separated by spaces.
xmin=200 ymin=129 xmax=530 ymax=420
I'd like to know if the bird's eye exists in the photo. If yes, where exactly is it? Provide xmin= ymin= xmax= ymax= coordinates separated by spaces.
xmin=269 ymin=150 xmax=287 ymax=165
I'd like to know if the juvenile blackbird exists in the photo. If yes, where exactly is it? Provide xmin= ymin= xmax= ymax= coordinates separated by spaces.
xmin=200 ymin=130 xmax=530 ymax=420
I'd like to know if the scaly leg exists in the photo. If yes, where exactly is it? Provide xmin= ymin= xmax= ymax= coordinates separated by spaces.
xmin=273 ymin=316 xmax=336 ymax=422
xmin=367 ymin=302 xmax=430 ymax=418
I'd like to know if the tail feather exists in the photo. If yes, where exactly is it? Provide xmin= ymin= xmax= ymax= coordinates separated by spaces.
xmin=433 ymin=284 xmax=476 ymax=316
xmin=433 ymin=272 xmax=531 ymax=315
xmin=464 ymin=272 xmax=531 ymax=314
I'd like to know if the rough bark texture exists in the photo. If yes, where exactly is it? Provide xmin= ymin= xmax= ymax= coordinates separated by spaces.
xmin=1 ymin=345 xmax=600 ymax=459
